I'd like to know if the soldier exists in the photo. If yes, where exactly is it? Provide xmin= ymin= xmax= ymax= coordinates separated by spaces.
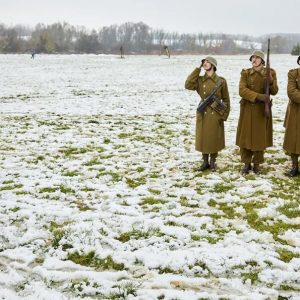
xmin=283 ymin=56 xmax=300 ymax=176
xmin=185 ymin=56 xmax=230 ymax=171
xmin=236 ymin=50 xmax=279 ymax=174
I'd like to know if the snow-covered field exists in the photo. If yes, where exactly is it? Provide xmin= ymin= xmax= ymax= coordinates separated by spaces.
xmin=0 ymin=54 xmax=300 ymax=300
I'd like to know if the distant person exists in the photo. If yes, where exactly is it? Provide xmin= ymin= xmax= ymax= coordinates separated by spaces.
xmin=163 ymin=45 xmax=170 ymax=58
xmin=31 ymin=49 xmax=36 ymax=59
xmin=185 ymin=56 xmax=230 ymax=172
xmin=120 ymin=46 xmax=124 ymax=58
xmin=236 ymin=50 xmax=278 ymax=175
xmin=283 ymin=55 xmax=300 ymax=176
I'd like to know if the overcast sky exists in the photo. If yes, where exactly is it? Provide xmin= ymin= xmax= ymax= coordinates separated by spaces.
xmin=1 ymin=0 xmax=299 ymax=36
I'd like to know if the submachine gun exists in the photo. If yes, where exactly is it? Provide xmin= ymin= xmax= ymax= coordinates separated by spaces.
xmin=196 ymin=81 xmax=226 ymax=115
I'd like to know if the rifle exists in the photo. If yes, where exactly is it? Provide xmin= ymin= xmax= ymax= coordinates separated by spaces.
xmin=264 ymin=39 xmax=271 ymax=118
xmin=197 ymin=81 xmax=224 ymax=113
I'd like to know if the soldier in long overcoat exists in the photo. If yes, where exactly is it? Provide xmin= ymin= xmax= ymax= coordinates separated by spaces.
xmin=283 ymin=56 xmax=300 ymax=176
xmin=236 ymin=50 xmax=278 ymax=174
xmin=185 ymin=56 xmax=230 ymax=171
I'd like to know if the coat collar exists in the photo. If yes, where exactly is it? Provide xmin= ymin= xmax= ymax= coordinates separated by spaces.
xmin=250 ymin=67 xmax=265 ymax=76
xmin=202 ymin=72 xmax=219 ymax=82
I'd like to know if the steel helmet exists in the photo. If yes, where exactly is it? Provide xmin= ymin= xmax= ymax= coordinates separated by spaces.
xmin=201 ymin=56 xmax=217 ymax=70
xmin=249 ymin=50 xmax=265 ymax=63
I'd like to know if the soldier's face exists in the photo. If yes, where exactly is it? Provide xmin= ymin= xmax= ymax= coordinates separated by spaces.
xmin=203 ymin=60 xmax=213 ymax=71
xmin=251 ymin=55 xmax=263 ymax=67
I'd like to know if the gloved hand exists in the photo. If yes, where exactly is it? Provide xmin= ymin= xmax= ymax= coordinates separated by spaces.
xmin=256 ymin=93 xmax=269 ymax=102
xmin=264 ymin=73 xmax=274 ymax=84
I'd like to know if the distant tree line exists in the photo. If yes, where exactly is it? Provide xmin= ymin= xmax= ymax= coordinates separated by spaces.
xmin=0 ymin=21 xmax=299 ymax=55
xmin=291 ymin=43 xmax=300 ymax=55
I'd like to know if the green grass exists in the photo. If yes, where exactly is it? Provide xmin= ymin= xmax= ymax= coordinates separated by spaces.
xmin=59 ymin=147 xmax=89 ymax=156
xmin=59 ymin=185 xmax=74 ymax=194
xmin=97 ymin=171 xmax=122 ymax=182
xmin=243 ymin=201 xmax=300 ymax=244
xmin=148 ymin=189 xmax=161 ymax=195
xmin=277 ymin=201 xmax=300 ymax=218
xmin=116 ymin=228 xmax=164 ymax=242
xmin=179 ymin=196 xmax=189 ymax=207
xmin=39 ymin=187 xmax=59 ymax=193
xmin=84 ymin=158 xmax=101 ymax=166
xmin=276 ymin=248 xmax=300 ymax=263
xmin=191 ymin=234 xmax=201 ymax=241
xmin=55 ymin=125 xmax=70 ymax=130
xmin=158 ymin=266 xmax=183 ymax=274
xmin=280 ymin=284 xmax=300 ymax=291
xmin=173 ymin=181 xmax=190 ymax=188
xmin=3 ymin=180 xmax=14 ymax=184
xmin=59 ymin=145 xmax=105 ymax=157
xmin=212 ymin=182 xmax=234 ymax=193
xmin=109 ymin=282 xmax=137 ymax=299
xmin=49 ymin=221 xmax=67 ymax=249
xmin=63 ymin=170 xmax=80 ymax=177
xmin=218 ymin=203 xmax=238 ymax=219
xmin=0 ymin=184 xmax=23 ymax=191
xmin=201 ymin=235 xmax=222 ymax=244
xmin=9 ymin=207 xmax=20 ymax=212
xmin=67 ymin=251 xmax=124 ymax=271
xmin=241 ymin=270 xmax=260 ymax=284
xmin=140 ymin=197 xmax=167 ymax=206
xmin=88 ymin=119 xmax=100 ymax=124
xmin=118 ymin=133 xmax=131 ymax=139
xmin=74 ymin=200 xmax=93 ymax=211
xmin=208 ymin=199 xmax=217 ymax=207
xmin=16 ymin=191 xmax=30 ymax=195
xmin=126 ymin=177 xmax=146 ymax=188
xmin=81 ymin=187 xmax=95 ymax=192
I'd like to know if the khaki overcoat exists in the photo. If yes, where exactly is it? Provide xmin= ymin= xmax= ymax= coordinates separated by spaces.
xmin=236 ymin=67 xmax=278 ymax=151
xmin=283 ymin=68 xmax=300 ymax=154
xmin=185 ymin=68 xmax=230 ymax=154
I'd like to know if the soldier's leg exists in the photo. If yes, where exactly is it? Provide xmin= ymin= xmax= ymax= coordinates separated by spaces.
xmin=291 ymin=153 xmax=299 ymax=165
xmin=210 ymin=152 xmax=218 ymax=171
xmin=241 ymin=148 xmax=252 ymax=163
xmin=240 ymin=148 xmax=252 ymax=174
xmin=288 ymin=153 xmax=299 ymax=177
xmin=198 ymin=153 xmax=210 ymax=171
xmin=252 ymin=151 xmax=264 ymax=174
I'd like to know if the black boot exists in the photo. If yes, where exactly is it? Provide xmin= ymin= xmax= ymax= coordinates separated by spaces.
xmin=241 ymin=163 xmax=251 ymax=175
xmin=210 ymin=157 xmax=217 ymax=172
xmin=253 ymin=164 xmax=260 ymax=174
xmin=198 ymin=154 xmax=210 ymax=171
xmin=288 ymin=165 xmax=299 ymax=177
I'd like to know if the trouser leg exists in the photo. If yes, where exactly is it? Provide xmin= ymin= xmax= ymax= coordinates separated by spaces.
xmin=198 ymin=153 xmax=210 ymax=171
xmin=252 ymin=151 xmax=264 ymax=164
xmin=210 ymin=152 xmax=218 ymax=171
xmin=240 ymin=148 xmax=253 ymax=174
xmin=210 ymin=153 xmax=218 ymax=159
xmin=240 ymin=148 xmax=253 ymax=164
xmin=291 ymin=153 xmax=299 ymax=165
xmin=288 ymin=153 xmax=299 ymax=177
